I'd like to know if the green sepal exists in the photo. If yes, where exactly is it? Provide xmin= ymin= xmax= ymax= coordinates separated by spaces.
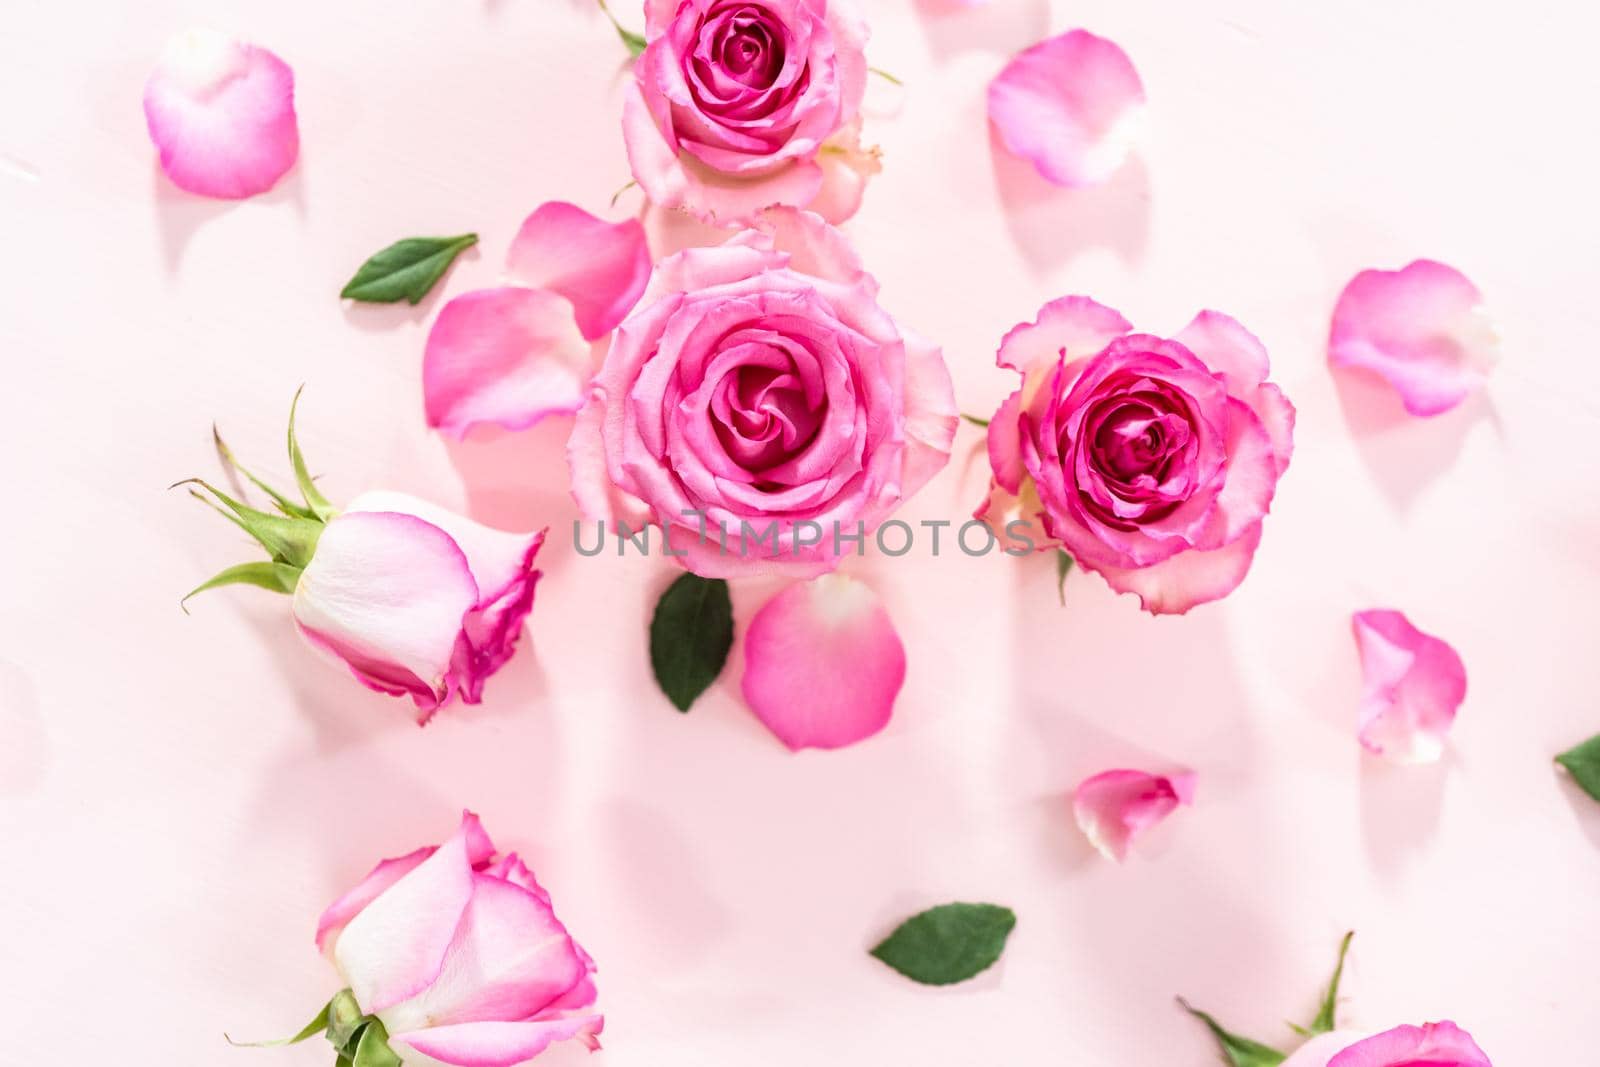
xmin=288 ymin=387 xmax=336 ymax=521
xmin=224 ymin=995 xmax=331 ymax=1047
xmin=1055 ymin=549 xmax=1074 ymax=606
xmin=598 ymin=0 xmax=647 ymax=56
xmin=340 ymin=233 xmax=478 ymax=305
xmin=183 ymin=561 xmax=301 ymax=609
xmin=960 ymin=413 xmax=990 ymax=429
xmin=325 ymin=990 xmax=365 ymax=1053
xmin=179 ymin=479 xmax=324 ymax=568
xmin=1178 ymin=998 xmax=1287 ymax=1067
xmin=213 ymin=425 xmax=317 ymax=520
xmin=1556 ymin=733 xmax=1600 ymax=804
xmin=1308 ymin=931 xmax=1354 ymax=1035
xmin=352 ymin=1018 xmax=402 ymax=1067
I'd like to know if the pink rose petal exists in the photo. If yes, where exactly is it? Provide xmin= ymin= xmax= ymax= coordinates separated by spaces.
xmin=423 ymin=287 xmax=593 ymax=440
xmin=988 ymin=29 xmax=1146 ymax=187
xmin=1089 ymin=520 xmax=1263 ymax=616
xmin=741 ymin=575 xmax=907 ymax=751
xmin=1328 ymin=259 xmax=1496 ymax=416
xmin=333 ymin=812 xmax=481 ymax=1014
xmin=1352 ymin=610 xmax=1467 ymax=764
xmin=1328 ymin=1022 xmax=1492 ymax=1067
xmin=314 ymin=846 xmax=433 ymax=954
xmin=143 ymin=29 xmax=298 ymax=199
xmin=391 ymin=1016 xmax=604 ymax=1067
xmin=1072 ymin=768 xmax=1195 ymax=862
xmin=504 ymin=202 xmax=651 ymax=341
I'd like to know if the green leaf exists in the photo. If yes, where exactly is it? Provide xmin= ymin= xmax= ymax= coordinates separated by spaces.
xmin=1309 ymin=931 xmax=1355 ymax=1035
xmin=183 ymin=561 xmax=301 ymax=610
xmin=352 ymin=1018 xmax=402 ymax=1067
xmin=341 ymin=233 xmax=478 ymax=305
xmin=225 ymin=995 xmax=331 ymax=1047
xmin=1178 ymin=998 xmax=1287 ymax=1067
xmin=649 ymin=573 xmax=734 ymax=711
xmin=960 ymin=413 xmax=990 ymax=428
xmin=288 ymin=387 xmax=336 ymax=521
xmin=869 ymin=902 xmax=1016 ymax=986
xmin=598 ymin=0 xmax=647 ymax=56
xmin=1556 ymin=734 xmax=1600 ymax=804
xmin=1055 ymin=549 xmax=1074 ymax=606
xmin=178 ymin=479 xmax=324 ymax=568
xmin=213 ymin=426 xmax=318 ymax=520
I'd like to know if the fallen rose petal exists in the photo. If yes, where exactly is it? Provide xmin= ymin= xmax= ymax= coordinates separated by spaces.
xmin=391 ymin=1016 xmax=604 ymax=1066
xmin=988 ymin=29 xmax=1145 ymax=187
xmin=423 ymin=287 xmax=592 ymax=440
xmin=1326 ymin=1022 xmax=1492 ymax=1067
xmin=1073 ymin=768 xmax=1195 ymax=861
xmin=741 ymin=575 xmax=907 ymax=751
xmin=1352 ymin=610 xmax=1467 ymax=764
xmin=1328 ymin=259 xmax=1496 ymax=416
xmin=504 ymin=202 xmax=651 ymax=340
xmin=143 ymin=29 xmax=298 ymax=199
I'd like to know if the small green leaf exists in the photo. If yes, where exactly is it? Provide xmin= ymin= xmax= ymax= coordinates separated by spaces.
xmin=213 ymin=426 xmax=317 ymax=520
xmin=1557 ymin=734 xmax=1600 ymax=804
xmin=598 ymin=0 xmax=647 ymax=56
xmin=649 ymin=573 xmax=734 ymax=711
xmin=1309 ymin=931 xmax=1355 ymax=1034
xmin=225 ymin=996 xmax=331 ymax=1047
xmin=183 ymin=561 xmax=301 ymax=610
xmin=352 ymin=1018 xmax=402 ymax=1067
xmin=870 ymin=902 xmax=1016 ymax=986
xmin=341 ymin=233 xmax=478 ymax=305
xmin=1178 ymin=998 xmax=1287 ymax=1067
xmin=1055 ymin=549 xmax=1074 ymax=606
xmin=178 ymin=478 xmax=324 ymax=568
xmin=288 ymin=387 xmax=336 ymax=521
xmin=960 ymin=413 xmax=990 ymax=428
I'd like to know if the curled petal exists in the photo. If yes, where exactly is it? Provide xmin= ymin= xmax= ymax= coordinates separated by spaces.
xmin=988 ymin=29 xmax=1145 ymax=187
xmin=1073 ymin=768 xmax=1195 ymax=862
xmin=1088 ymin=513 xmax=1264 ymax=616
xmin=391 ymin=1016 xmax=604 ymax=1066
xmin=292 ymin=511 xmax=480 ymax=712
xmin=1328 ymin=259 xmax=1496 ymax=416
xmin=808 ymin=123 xmax=882 ymax=225
xmin=315 ymin=847 xmax=433 ymax=954
xmin=901 ymin=328 xmax=959 ymax=499
xmin=1174 ymin=310 xmax=1270 ymax=392
xmin=996 ymin=295 xmax=1132 ymax=395
xmin=334 ymin=813 xmax=482 ymax=1014
xmin=741 ymin=575 xmax=906 ymax=751
xmin=504 ymin=203 xmax=650 ymax=340
xmin=143 ymin=29 xmax=298 ymax=198
xmin=1328 ymin=1022 xmax=1492 ymax=1067
xmin=423 ymin=287 xmax=592 ymax=440
xmin=1352 ymin=610 xmax=1467 ymax=764
xmin=754 ymin=206 xmax=869 ymax=288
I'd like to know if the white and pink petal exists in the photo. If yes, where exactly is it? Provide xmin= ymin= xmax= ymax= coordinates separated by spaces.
xmin=390 ymin=1016 xmax=604 ymax=1067
xmin=1351 ymin=610 xmax=1467 ymax=764
xmin=1072 ymin=768 xmax=1195 ymax=862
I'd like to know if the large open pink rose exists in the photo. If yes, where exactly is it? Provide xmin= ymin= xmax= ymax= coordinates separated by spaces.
xmin=568 ymin=207 xmax=956 ymax=577
xmin=977 ymin=297 xmax=1294 ymax=614
xmin=623 ymin=0 xmax=877 ymax=224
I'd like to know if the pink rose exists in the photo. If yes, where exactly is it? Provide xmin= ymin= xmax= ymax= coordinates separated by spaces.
xmin=569 ymin=208 xmax=957 ymax=577
xmin=1282 ymin=1023 xmax=1491 ymax=1067
xmin=623 ymin=0 xmax=878 ymax=224
xmin=977 ymin=297 xmax=1294 ymax=614
xmin=316 ymin=812 xmax=602 ymax=1065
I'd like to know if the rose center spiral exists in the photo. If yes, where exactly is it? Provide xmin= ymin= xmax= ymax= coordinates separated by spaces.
xmin=712 ymin=357 xmax=823 ymax=477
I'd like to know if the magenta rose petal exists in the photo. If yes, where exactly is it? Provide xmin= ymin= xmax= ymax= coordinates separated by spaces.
xmin=741 ymin=575 xmax=907 ymax=751
xmin=1328 ymin=259 xmax=1496 ymax=416
xmin=1324 ymin=1022 xmax=1492 ymax=1067
xmin=1351 ymin=610 xmax=1467 ymax=764
xmin=423 ymin=287 xmax=592 ymax=440
xmin=143 ymin=29 xmax=298 ymax=199
xmin=503 ymin=202 xmax=651 ymax=340
xmin=391 ymin=1017 xmax=605 ymax=1066
xmin=988 ymin=29 xmax=1146 ymax=188
xmin=1073 ymin=768 xmax=1195 ymax=862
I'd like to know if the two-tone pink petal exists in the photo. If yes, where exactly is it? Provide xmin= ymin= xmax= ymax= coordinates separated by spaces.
xmin=1329 ymin=260 xmax=1496 ymax=416
xmin=1073 ymin=768 xmax=1195 ymax=862
xmin=741 ymin=575 xmax=907 ymax=751
xmin=505 ymin=202 xmax=651 ymax=340
xmin=988 ymin=29 xmax=1145 ymax=187
xmin=143 ymin=29 xmax=298 ymax=199
xmin=1351 ymin=610 xmax=1467 ymax=764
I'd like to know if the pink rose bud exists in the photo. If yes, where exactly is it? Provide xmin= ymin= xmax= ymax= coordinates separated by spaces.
xmin=1282 ymin=1022 xmax=1492 ymax=1067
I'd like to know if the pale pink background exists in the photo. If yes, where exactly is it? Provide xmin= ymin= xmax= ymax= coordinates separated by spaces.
xmin=3 ymin=0 xmax=1598 ymax=1062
